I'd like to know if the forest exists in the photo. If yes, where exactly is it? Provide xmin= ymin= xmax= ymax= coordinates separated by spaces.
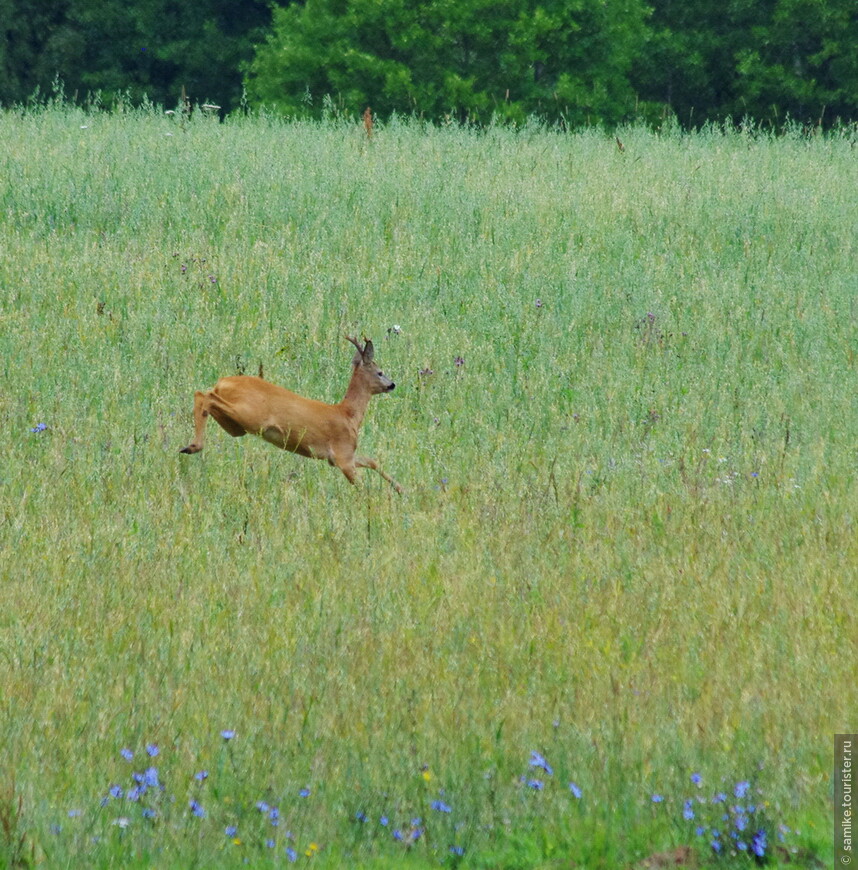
xmin=2 ymin=0 xmax=857 ymax=127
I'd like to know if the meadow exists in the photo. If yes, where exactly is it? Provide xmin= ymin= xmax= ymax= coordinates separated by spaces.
xmin=0 ymin=103 xmax=856 ymax=867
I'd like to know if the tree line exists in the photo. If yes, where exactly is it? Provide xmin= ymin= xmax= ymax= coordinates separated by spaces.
xmin=2 ymin=0 xmax=856 ymax=128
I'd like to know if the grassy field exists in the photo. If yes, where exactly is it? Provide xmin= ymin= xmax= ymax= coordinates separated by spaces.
xmin=0 ymin=104 xmax=855 ymax=867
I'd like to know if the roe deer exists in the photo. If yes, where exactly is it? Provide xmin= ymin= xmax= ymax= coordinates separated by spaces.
xmin=180 ymin=336 xmax=402 ymax=493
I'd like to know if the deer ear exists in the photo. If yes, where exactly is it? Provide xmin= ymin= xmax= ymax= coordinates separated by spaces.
xmin=362 ymin=338 xmax=374 ymax=361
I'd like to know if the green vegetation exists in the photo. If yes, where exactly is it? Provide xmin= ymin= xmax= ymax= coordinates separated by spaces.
xmin=1 ymin=105 xmax=855 ymax=867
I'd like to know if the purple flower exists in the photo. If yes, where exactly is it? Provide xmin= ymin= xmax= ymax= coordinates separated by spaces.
xmin=529 ymin=751 xmax=553 ymax=776
xmin=431 ymin=800 xmax=452 ymax=813
xmin=30 ymin=422 xmax=48 ymax=433
xmin=711 ymin=840 xmax=721 ymax=853
xmin=569 ymin=782 xmax=582 ymax=799
xmin=752 ymin=829 xmax=768 ymax=858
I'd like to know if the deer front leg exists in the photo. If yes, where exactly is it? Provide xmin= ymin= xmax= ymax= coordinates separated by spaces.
xmin=355 ymin=455 xmax=404 ymax=494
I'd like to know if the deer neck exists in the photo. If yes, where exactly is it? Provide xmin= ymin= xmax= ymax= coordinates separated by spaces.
xmin=340 ymin=370 xmax=371 ymax=428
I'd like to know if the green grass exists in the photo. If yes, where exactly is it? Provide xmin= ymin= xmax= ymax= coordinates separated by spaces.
xmin=0 ymin=104 xmax=855 ymax=867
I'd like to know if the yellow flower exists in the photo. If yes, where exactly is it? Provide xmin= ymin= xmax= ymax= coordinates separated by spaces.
xmin=422 ymin=769 xmax=432 ymax=782
xmin=305 ymin=842 xmax=320 ymax=857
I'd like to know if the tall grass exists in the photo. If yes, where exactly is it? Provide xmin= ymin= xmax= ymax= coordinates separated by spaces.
xmin=0 ymin=104 xmax=855 ymax=867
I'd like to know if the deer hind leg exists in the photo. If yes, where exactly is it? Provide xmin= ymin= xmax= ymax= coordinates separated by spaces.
xmin=355 ymin=455 xmax=404 ymax=494
xmin=179 ymin=390 xmax=246 ymax=454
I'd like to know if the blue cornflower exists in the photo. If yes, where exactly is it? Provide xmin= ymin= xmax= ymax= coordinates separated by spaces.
xmin=220 ymin=729 xmax=236 ymax=740
xmin=450 ymin=845 xmax=465 ymax=856
xmin=380 ymin=816 xmax=389 ymax=826
xmin=683 ymin=800 xmax=694 ymax=820
xmin=225 ymin=826 xmax=237 ymax=837
xmin=736 ymin=840 xmax=748 ymax=851
xmin=735 ymin=813 xmax=748 ymax=831
xmin=141 ymin=808 xmax=156 ymax=820
xmin=691 ymin=773 xmax=702 ymax=785
xmin=256 ymin=801 xmax=270 ymax=813
xmin=393 ymin=829 xmax=404 ymax=841
xmin=269 ymin=807 xmax=280 ymax=825
xmin=712 ymin=792 xmax=727 ymax=803
xmin=734 ymin=780 xmax=750 ymax=799
xmin=131 ymin=772 xmax=146 ymax=785
xmin=126 ymin=787 xmax=142 ymax=802
xmin=145 ymin=744 xmax=159 ymax=757
xmin=50 ymin=824 xmax=62 ymax=835
xmin=143 ymin=767 xmax=159 ymax=788
xmin=527 ymin=779 xmax=544 ymax=790
xmin=695 ymin=826 xmax=706 ymax=837
xmin=266 ymin=839 xmax=275 ymax=848
xmin=299 ymin=788 xmax=310 ymax=798
xmin=120 ymin=748 xmax=133 ymax=761
xmin=752 ymin=829 xmax=767 ymax=858
xmin=569 ymin=782 xmax=583 ymax=799
xmin=355 ymin=811 xmax=367 ymax=823
xmin=189 ymin=800 xmax=206 ymax=818
xmin=529 ymin=751 xmax=553 ymax=776
xmin=431 ymin=800 xmax=452 ymax=813
xmin=651 ymin=794 xmax=664 ymax=803
xmin=711 ymin=840 xmax=721 ymax=853
xmin=286 ymin=847 xmax=297 ymax=862
xmin=68 ymin=809 xmax=82 ymax=818
xmin=30 ymin=423 xmax=48 ymax=433
xmin=194 ymin=770 xmax=208 ymax=781
xmin=109 ymin=785 xmax=123 ymax=799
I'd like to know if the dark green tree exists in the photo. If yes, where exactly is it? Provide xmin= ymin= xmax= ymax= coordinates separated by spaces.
xmin=633 ymin=0 xmax=858 ymax=127
xmin=245 ymin=0 xmax=650 ymax=125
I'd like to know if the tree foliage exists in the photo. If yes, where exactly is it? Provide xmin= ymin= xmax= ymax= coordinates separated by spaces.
xmin=0 ymin=0 xmax=271 ymax=111
xmin=246 ymin=0 xmax=649 ymax=125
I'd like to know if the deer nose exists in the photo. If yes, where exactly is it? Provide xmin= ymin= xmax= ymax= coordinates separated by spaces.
xmin=388 ymin=382 xmax=396 ymax=391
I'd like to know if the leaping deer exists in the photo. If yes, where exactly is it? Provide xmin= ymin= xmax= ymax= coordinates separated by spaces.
xmin=180 ymin=336 xmax=402 ymax=493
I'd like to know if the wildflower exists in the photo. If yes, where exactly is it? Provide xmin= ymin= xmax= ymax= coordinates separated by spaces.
xmin=380 ymin=816 xmax=389 ymax=826
xmin=651 ymin=794 xmax=664 ymax=803
xmin=734 ymin=781 xmax=750 ymax=799
xmin=527 ymin=779 xmax=544 ymax=790
xmin=256 ymin=802 xmax=270 ymax=813
xmin=736 ymin=840 xmax=748 ymax=851
xmin=220 ymin=729 xmax=236 ymax=740
xmin=120 ymin=748 xmax=133 ymax=761
xmin=712 ymin=792 xmax=727 ymax=803
xmin=431 ymin=800 xmax=452 ymax=813
xmin=421 ymin=769 xmax=432 ymax=782
xmin=225 ymin=826 xmax=237 ymax=837
xmin=711 ymin=840 xmax=721 ymax=853
xmin=299 ymin=788 xmax=311 ymax=798
xmin=393 ymin=830 xmax=403 ymax=841
xmin=454 ymin=356 xmax=464 ymax=367
xmin=691 ymin=773 xmax=702 ymax=785
xmin=189 ymin=800 xmax=206 ymax=818
xmin=50 ymin=824 xmax=62 ymax=835
xmin=355 ymin=811 xmax=367 ymax=822
xmin=209 ymin=275 xmax=217 ymax=284
xmin=143 ymin=767 xmax=160 ymax=788
xmin=270 ymin=807 xmax=280 ymax=825
xmin=109 ymin=785 xmax=123 ymax=799
xmin=305 ymin=842 xmax=319 ymax=857
xmin=450 ymin=845 xmax=465 ymax=856
xmin=683 ymin=799 xmax=694 ymax=820
xmin=68 ymin=809 xmax=82 ymax=818
xmin=735 ymin=813 xmax=748 ymax=831
xmin=286 ymin=847 xmax=297 ymax=862
xmin=126 ymin=787 xmax=142 ymax=802
xmin=194 ymin=770 xmax=208 ymax=781
xmin=751 ymin=829 xmax=767 ymax=858
xmin=390 ymin=324 xmax=402 ymax=335
xmin=569 ymin=782 xmax=583 ymax=799
xmin=141 ymin=808 xmax=156 ymax=820
xmin=266 ymin=839 xmax=275 ymax=848
xmin=145 ymin=744 xmax=159 ymax=758
xmin=30 ymin=423 xmax=48 ymax=433
xmin=695 ymin=826 xmax=706 ymax=837
xmin=529 ymin=751 xmax=553 ymax=775
xmin=113 ymin=817 xmax=130 ymax=829
xmin=535 ymin=299 xmax=543 ymax=308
